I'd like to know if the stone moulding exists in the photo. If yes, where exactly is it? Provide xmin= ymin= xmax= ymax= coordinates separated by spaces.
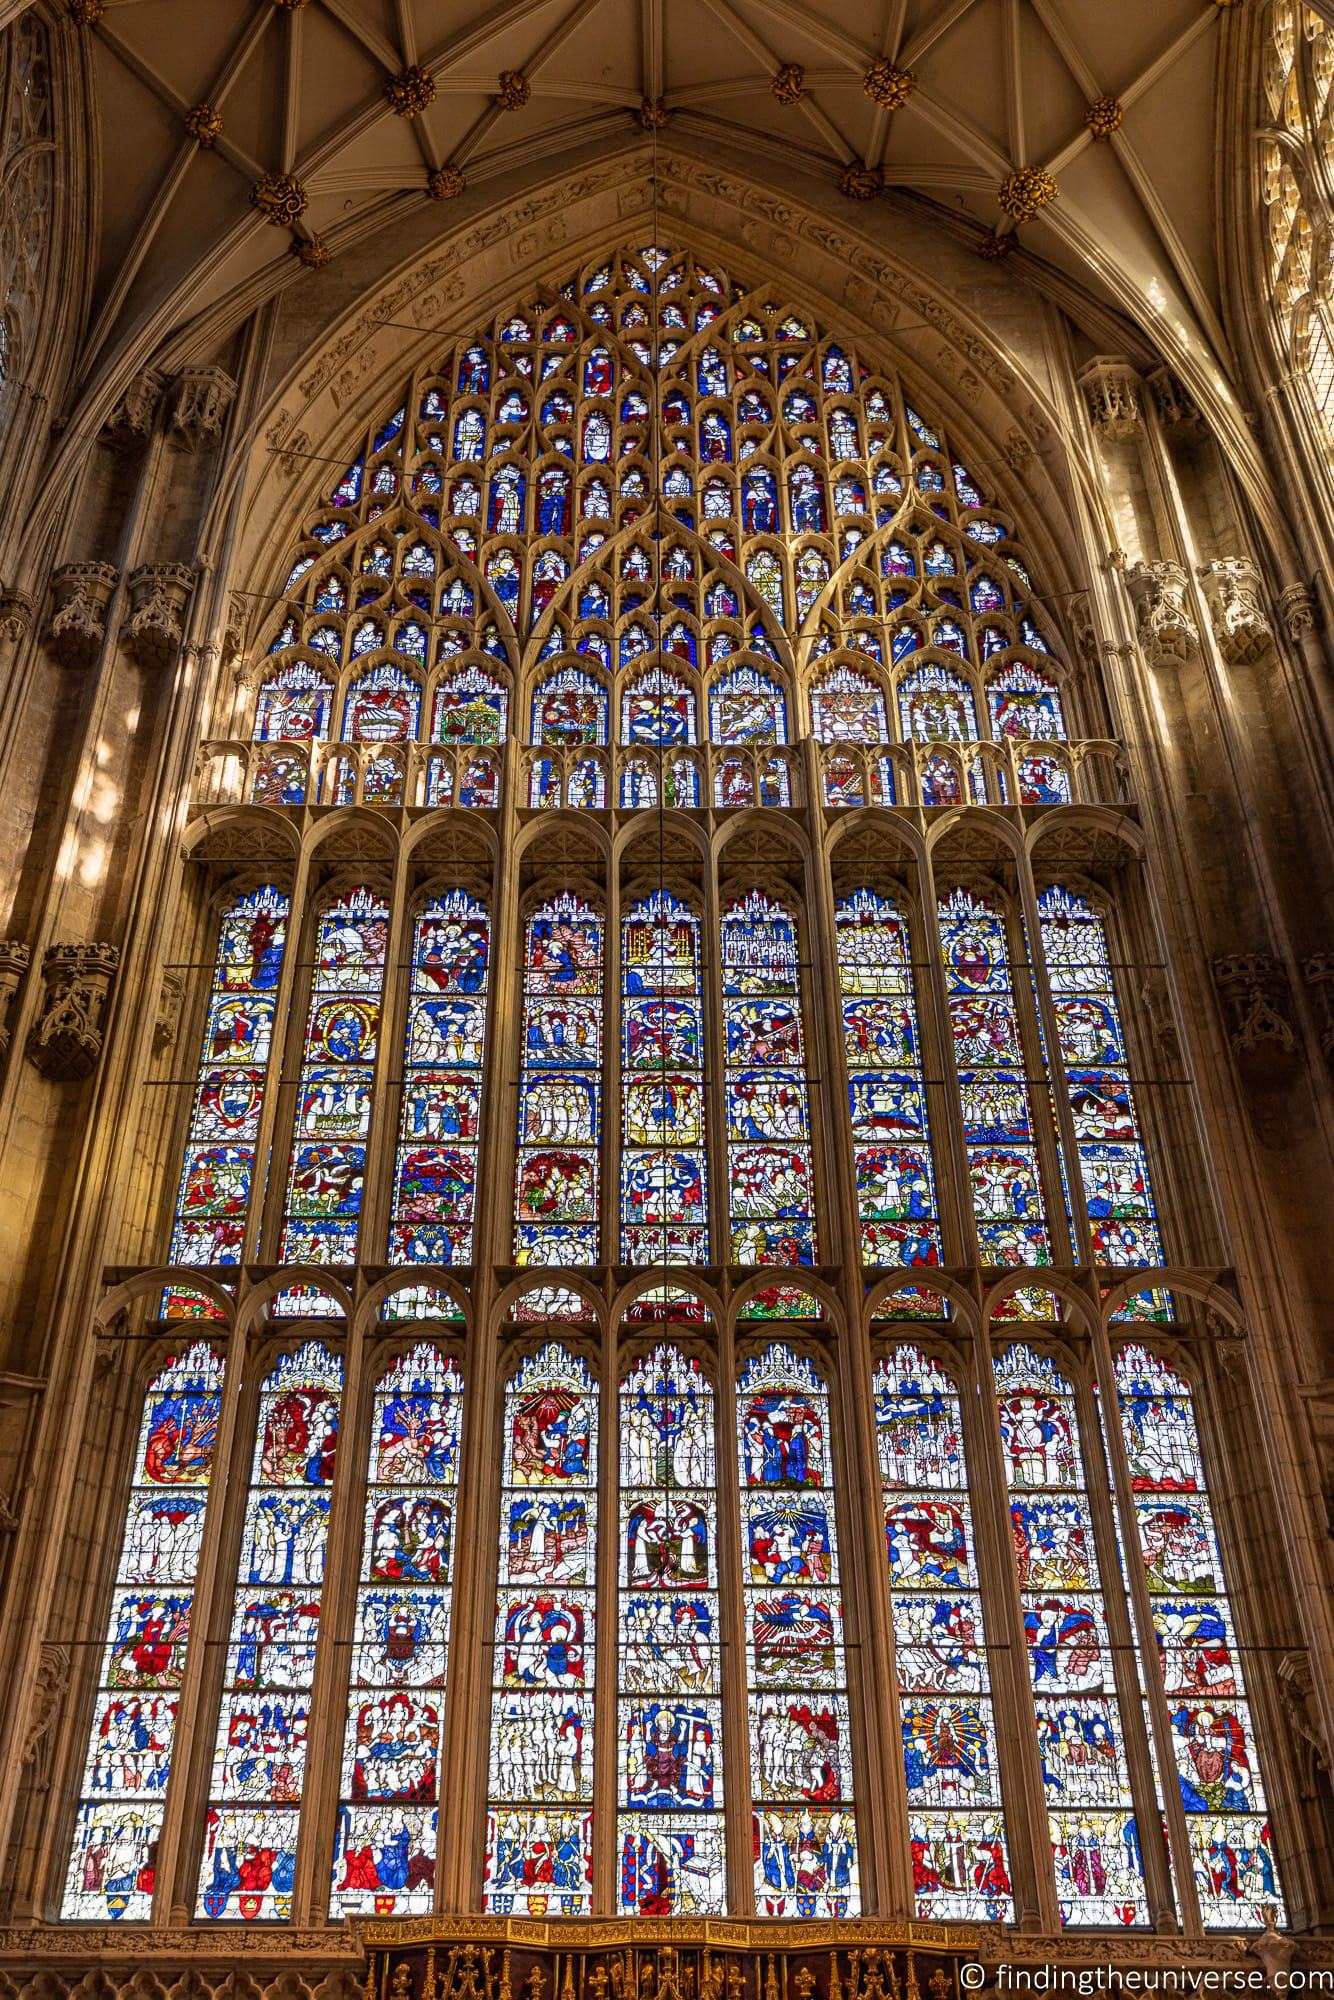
xmin=24 ymin=942 xmax=120 ymax=1082
xmin=46 ymin=561 xmax=119 ymax=669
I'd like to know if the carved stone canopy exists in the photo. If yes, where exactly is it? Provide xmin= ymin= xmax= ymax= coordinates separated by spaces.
xmin=1145 ymin=365 xmax=1201 ymax=428
xmin=46 ymin=561 xmax=119 ymax=669
xmin=101 ymin=371 xmax=163 ymax=449
xmin=0 ymin=584 xmax=33 ymax=642
xmin=24 ymin=943 xmax=120 ymax=1082
xmin=169 ymin=366 xmax=237 ymax=450
xmin=1302 ymin=952 xmax=1334 ymax=1062
xmin=1078 ymin=356 xmax=1143 ymax=440
xmin=0 ymin=939 xmax=31 ymax=1057
xmin=1212 ymin=951 xmax=1298 ymax=1074
xmin=124 ymin=562 xmax=196 ymax=668
xmin=1280 ymin=581 xmax=1319 ymax=641
xmin=1125 ymin=559 xmax=1200 ymax=666
xmin=1196 ymin=557 xmax=1275 ymax=666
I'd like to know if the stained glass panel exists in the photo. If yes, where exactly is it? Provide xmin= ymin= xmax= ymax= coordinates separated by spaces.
xmin=279 ymin=889 xmax=389 ymax=1265
xmin=484 ymin=1344 xmax=597 ymax=1912
xmin=618 ymin=1345 xmax=726 ymax=1913
xmin=874 ymin=1345 xmax=1014 ymax=1921
xmin=197 ymin=1342 xmax=342 ymax=1919
xmin=836 ymin=890 xmax=941 ymax=1268
xmin=721 ymin=891 xmax=817 ymax=1266
xmin=514 ymin=894 xmax=603 ymax=1265
xmin=938 ymin=888 xmax=1051 ymax=1272
xmin=389 ymin=892 xmax=490 ymax=1265
xmin=331 ymin=1345 xmax=463 ymax=1915
xmin=994 ymin=1343 xmax=1148 ymax=1926
xmin=167 ymin=887 xmax=288 ymax=1273
xmin=621 ymin=893 xmax=707 ymax=1265
xmin=1039 ymin=889 xmax=1164 ymax=1272
xmin=1114 ymin=1348 xmax=1283 ymax=1928
xmin=740 ymin=1345 xmax=859 ymax=1915
xmin=63 ymin=1344 xmax=225 ymax=1920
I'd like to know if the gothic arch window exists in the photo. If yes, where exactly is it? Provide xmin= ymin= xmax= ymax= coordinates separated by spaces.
xmin=62 ymin=240 xmax=1301 ymax=1936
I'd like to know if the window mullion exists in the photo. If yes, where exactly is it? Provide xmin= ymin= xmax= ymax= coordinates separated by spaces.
xmin=357 ymin=861 xmax=412 ymax=1260
xmin=715 ymin=1318 xmax=754 ymax=1915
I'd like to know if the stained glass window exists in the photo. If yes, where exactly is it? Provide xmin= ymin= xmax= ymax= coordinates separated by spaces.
xmin=279 ymin=889 xmax=389 ymax=1264
xmin=835 ymin=889 xmax=940 ymax=1267
xmin=618 ymin=1345 xmax=726 ymax=1913
xmin=252 ymin=664 xmax=332 ymax=804
xmin=331 ymin=1344 xmax=463 ymax=1915
xmin=740 ymin=1345 xmax=859 ymax=1915
xmin=1114 ymin=1347 xmax=1283 ymax=1927
xmin=514 ymin=893 xmax=603 ymax=1266
xmin=938 ymin=888 xmax=1051 ymax=1272
xmin=1038 ymin=889 xmax=1163 ymax=1271
xmin=721 ymin=890 xmax=816 ymax=1266
xmin=621 ymin=893 xmax=707 ymax=1265
xmin=167 ymin=887 xmax=288 ymax=1271
xmin=62 ymin=1344 xmax=225 ymax=1919
xmin=197 ymin=1341 xmax=342 ymax=1919
xmin=994 ymin=1343 xmax=1148 ymax=1925
xmin=389 ymin=892 xmax=490 ymax=1264
xmin=484 ymin=1344 xmax=597 ymax=1912
xmin=874 ymin=1345 xmax=1013 ymax=1921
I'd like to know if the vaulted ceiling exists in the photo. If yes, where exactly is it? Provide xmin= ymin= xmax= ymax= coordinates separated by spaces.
xmin=62 ymin=0 xmax=1243 ymax=396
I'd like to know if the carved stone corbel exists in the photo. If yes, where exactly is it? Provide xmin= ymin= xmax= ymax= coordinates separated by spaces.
xmin=124 ymin=563 xmax=196 ymax=669
xmin=1196 ymin=558 xmax=1274 ymax=666
xmin=1280 ymin=582 xmax=1319 ymax=642
xmin=1301 ymin=953 xmax=1334 ymax=1062
xmin=0 ymin=939 xmax=31 ymax=1056
xmin=19 ymin=1643 xmax=69 ymax=1791
xmin=222 ymin=590 xmax=249 ymax=669
xmin=1125 ymin=560 xmax=1199 ymax=666
xmin=1145 ymin=365 xmax=1201 ymax=429
xmin=47 ymin=561 xmax=119 ymax=669
xmin=1076 ymin=356 xmax=1143 ymax=440
xmin=24 ymin=942 xmax=120 ymax=1081
xmin=101 ymin=371 xmax=164 ymax=450
xmin=169 ymin=365 xmax=237 ymax=450
xmin=0 ymin=585 xmax=34 ymax=642
xmin=1276 ymin=1650 xmax=1329 ymax=1800
xmin=154 ymin=969 xmax=184 ymax=1054
xmin=1211 ymin=952 xmax=1298 ymax=1072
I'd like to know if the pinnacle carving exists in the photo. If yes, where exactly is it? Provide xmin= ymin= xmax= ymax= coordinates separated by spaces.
xmin=169 ymin=365 xmax=236 ymax=449
xmin=47 ymin=561 xmax=119 ymax=669
xmin=25 ymin=943 xmax=120 ymax=1082
xmin=1124 ymin=560 xmax=1199 ymax=666
xmin=1196 ymin=558 xmax=1274 ymax=665
xmin=124 ymin=563 xmax=196 ymax=668
xmin=1078 ymin=357 xmax=1143 ymax=440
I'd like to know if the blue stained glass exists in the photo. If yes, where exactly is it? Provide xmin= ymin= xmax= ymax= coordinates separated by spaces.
xmin=836 ymin=890 xmax=941 ymax=1267
xmin=485 ymin=1344 xmax=597 ymax=1912
xmin=62 ymin=1343 xmax=225 ymax=1919
xmin=331 ymin=1344 xmax=463 ymax=1915
xmin=279 ymin=889 xmax=389 ymax=1265
xmin=721 ymin=891 xmax=817 ymax=1266
xmin=938 ymin=888 xmax=1051 ymax=1272
xmin=166 ymin=888 xmax=287 ymax=1275
xmin=618 ymin=1347 xmax=726 ymax=1912
xmin=875 ymin=1345 xmax=1014 ymax=1922
xmin=995 ymin=1344 xmax=1148 ymax=1927
xmin=709 ymin=664 xmax=787 ymax=744
xmin=197 ymin=1342 xmax=342 ymax=1920
xmin=514 ymin=893 xmax=603 ymax=1265
xmin=531 ymin=664 xmax=608 ymax=745
xmin=621 ymin=893 xmax=707 ymax=1265
xmin=740 ymin=1345 xmax=860 ymax=1915
xmin=389 ymin=892 xmax=490 ymax=1265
